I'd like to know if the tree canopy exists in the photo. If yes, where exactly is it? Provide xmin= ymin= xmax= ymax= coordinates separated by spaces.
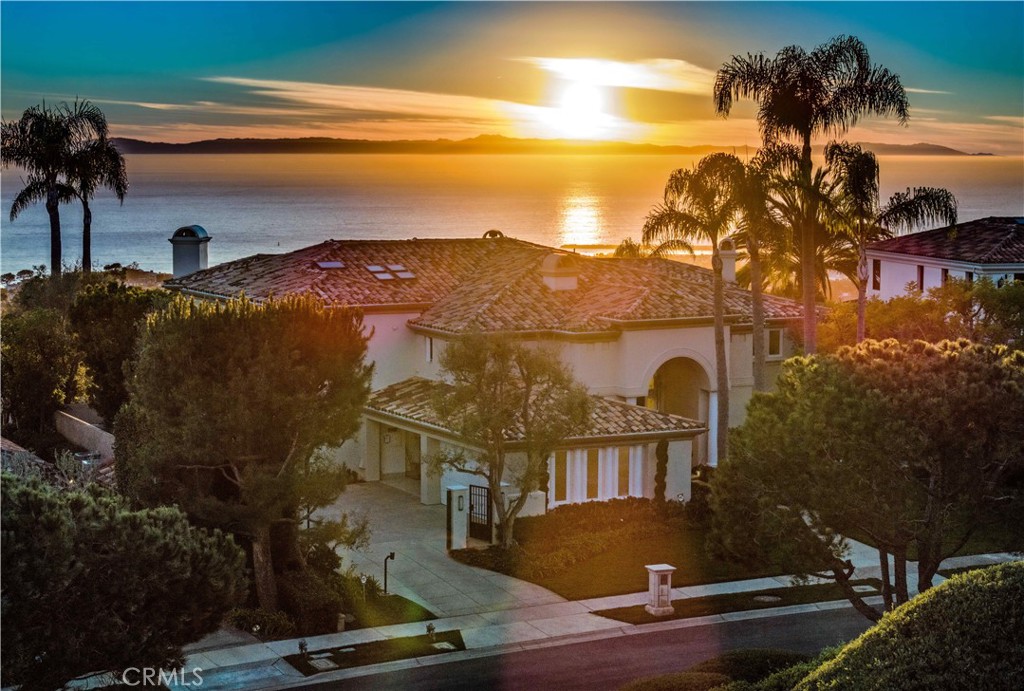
xmin=712 ymin=339 xmax=1024 ymax=620
xmin=430 ymin=332 xmax=592 ymax=548
xmin=115 ymin=294 xmax=373 ymax=610
xmin=1 ymin=472 xmax=246 ymax=691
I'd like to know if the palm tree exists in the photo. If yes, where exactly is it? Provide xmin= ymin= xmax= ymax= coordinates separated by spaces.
xmin=714 ymin=35 xmax=910 ymax=353
xmin=612 ymin=237 xmax=695 ymax=258
xmin=67 ymin=138 xmax=129 ymax=273
xmin=642 ymin=153 xmax=743 ymax=464
xmin=826 ymin=142 xmax=957 ymax=341
xmin=2 ymin=101 xmax=109 ymax=276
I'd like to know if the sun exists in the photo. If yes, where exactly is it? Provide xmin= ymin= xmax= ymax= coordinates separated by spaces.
xmin=541 ymin=81 xmax=614 ymax=140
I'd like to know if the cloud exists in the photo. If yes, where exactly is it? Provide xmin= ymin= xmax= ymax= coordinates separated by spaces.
xmin=906 ymin=87 xmax=952 ymax=95
xmin=983 ymin=115 xmax=1024 ymax=127
xmin=519 ymin=57 xmax=716 ymax=95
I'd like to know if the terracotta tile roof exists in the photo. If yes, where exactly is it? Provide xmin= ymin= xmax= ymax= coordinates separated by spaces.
xmin=867 ymin=217 xmax=1024 ymax=264
xmin=166 ymin=237 xmax=547 ymax=307
xmin=366 ymin=377 xmax=705 ymax=444
xmin=167 ymin=236 xmax=802 ymax=334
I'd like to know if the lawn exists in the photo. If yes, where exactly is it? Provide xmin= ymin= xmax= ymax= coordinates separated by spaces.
xmin=452 ymin=498 xmax=799 ymax=600
xmin=347 ymin=592 xmax=435 ymax=630
xmin=843 ymin=512 xmax=1024 ymax=561
xmin=596 ymin=579 xmax=881 ymax=625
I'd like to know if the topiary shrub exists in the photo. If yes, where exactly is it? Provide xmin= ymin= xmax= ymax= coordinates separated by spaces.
xmin=277 ymin=569 xmax=344 ymax=636
xmin=797 ymin=562 xmax=1024 ymax=690
xmin=226 ymin=607 xmax=297 ymax=641
xmin=620 ymin=671 xmax=731 ymax=691
xmin=688 ymin=649 xmax=810 ymax=683
xmin=716 ymin=648 xmax=842 ymax=691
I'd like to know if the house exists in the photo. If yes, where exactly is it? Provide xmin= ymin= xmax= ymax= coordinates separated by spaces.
xmin=165 ymin=233 xmax=802 ymax=515
xmin=866 ymin=217 xmax=1024 ymax=300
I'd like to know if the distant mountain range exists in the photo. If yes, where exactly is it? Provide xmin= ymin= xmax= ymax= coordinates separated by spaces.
xmin=110 ymin=134 xmax=983 ymax=156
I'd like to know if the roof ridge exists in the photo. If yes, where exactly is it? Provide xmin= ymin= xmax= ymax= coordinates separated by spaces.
xmin=979 ymin=224 xmax=1024 ymax=263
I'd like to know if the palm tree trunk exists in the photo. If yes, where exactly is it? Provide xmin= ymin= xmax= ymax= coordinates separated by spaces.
xmin=46 ymin=187 xmax=62 ymax=276
xmin=800 ymin=134 xmax=816 ymax=354
xmin=749 ymin=242 xmax=767 ymax=391
xmin=82 ymin=199 xmax=92 ymax=274
xmin=712 ymin=248 xmax=729 ymax=463
xmin=856 ymin=226 xmax=868 ymax=342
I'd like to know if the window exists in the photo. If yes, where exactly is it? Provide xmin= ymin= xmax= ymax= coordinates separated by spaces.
xmin=872 ymin=259 xmax=881 ymax=291
xmin=1014 ymin=273 xmax=1024 ymax=283
xmin=617 ymin=447 xmax=630 ymax=497
xmin=966 ymin=271 xmax=974 ymax=284
xmin=586 ymin=449 xmax=599 ymax=499
xmin=425 ymin=337 xmax=433 ymax=363
xmin=767 ymin=329 xmax=783 ymax=358
xmin=941 ymin=268 xmax=949 ymax=286
xmin=553 ymin=451 xmax=567 ymax=503
xmin=916 ymin=265 xmax=924 ymax=292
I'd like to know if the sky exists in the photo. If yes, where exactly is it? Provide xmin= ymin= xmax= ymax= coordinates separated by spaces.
xmin=2 ymin=1 xmax=1022 ymax=153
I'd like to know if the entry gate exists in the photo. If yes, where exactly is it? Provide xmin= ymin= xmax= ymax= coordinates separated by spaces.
xmin=469 ymin=485 xmax=492 ymax=542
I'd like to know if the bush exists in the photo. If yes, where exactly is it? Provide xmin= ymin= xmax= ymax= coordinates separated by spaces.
xmin=620 ymin=671 xmax=731 ymax=691
xmin=688 ymin=649 xmax=810 ymax=684
xmin=277 ymin=569 xmax=344 ymax=636
xmin=797 ymin=562 xmax=1024 ymax=690
xmin=227 ymin=608 xmax=297 ymax=641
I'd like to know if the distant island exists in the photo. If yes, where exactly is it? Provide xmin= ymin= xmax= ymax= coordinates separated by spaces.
xmin=110 ymin=134 xmax=979 ymax=156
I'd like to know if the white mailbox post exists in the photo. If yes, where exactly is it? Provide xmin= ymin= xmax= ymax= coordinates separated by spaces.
xmin=645 ymin=563 xmax=676 ymax=616
xmin=447 ymin=485 xmax=469 ymax=550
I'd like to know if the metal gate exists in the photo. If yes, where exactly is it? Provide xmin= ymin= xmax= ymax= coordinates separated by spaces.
xmin=469 ymin=485 xmax=492 ymax=542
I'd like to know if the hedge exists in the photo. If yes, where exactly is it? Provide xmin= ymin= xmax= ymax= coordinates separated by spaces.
xmin=620 ymin=671 xmax=732 ymax=691
xmin=797 ymin=562 xmax=1024 ymax=690
xmin=687 ymin=649 xmax=810 ymax=684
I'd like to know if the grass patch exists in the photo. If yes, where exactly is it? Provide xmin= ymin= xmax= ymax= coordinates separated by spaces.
xmin=843 ymin=511 xmax=1024 ymax=560
xmin=283 ymin=630 xmax=464 ymax=676
xmin=596 ymin=579 xmax=881 ymax=625
xmin=452 ymin=498 xmax=799 ymax=600
xmin=347 ymin=593 xmax=435 ymax=630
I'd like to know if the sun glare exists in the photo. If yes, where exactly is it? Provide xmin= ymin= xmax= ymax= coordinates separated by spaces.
xmin=542 ymin=81 xmax=615 ymax=140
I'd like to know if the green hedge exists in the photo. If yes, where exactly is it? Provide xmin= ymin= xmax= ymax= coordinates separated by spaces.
xmin=277 ymin=569 xmax=343 ymax=636
xmin=797 ymin=561 xmax=1024 ymax=690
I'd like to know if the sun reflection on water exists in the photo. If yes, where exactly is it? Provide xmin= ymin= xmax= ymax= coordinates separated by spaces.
xmin=559 ymin=194 xmax=603 ymax=247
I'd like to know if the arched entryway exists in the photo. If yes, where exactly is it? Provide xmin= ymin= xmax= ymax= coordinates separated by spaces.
xmin=647 ymin=357 xmax=712 ymax=466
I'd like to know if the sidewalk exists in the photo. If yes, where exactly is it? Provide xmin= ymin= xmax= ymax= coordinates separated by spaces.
xmin=175 ymin=548 xmax=1021 ymax=690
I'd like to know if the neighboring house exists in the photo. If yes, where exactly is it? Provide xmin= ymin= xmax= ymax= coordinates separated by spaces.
xmin=166 ymin=234 xmax=801 ymax=515
xmin=866 ymin=216 xmax=1024 ymax=300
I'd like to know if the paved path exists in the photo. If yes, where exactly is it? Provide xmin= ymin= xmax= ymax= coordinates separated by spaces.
xmin=326 ymin=482 xmax=565 ymax=617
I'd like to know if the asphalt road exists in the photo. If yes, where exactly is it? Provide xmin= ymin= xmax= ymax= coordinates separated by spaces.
xmin=302 ymin=608 xmax=871 ymax=691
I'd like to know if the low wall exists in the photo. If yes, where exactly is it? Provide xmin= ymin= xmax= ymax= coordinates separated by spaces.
xmin=54 ymin=411 xmax=115 ymax=462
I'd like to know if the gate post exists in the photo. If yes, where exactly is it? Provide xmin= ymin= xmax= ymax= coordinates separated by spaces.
xmin=447 ymin=485 xmax=469 ymax=551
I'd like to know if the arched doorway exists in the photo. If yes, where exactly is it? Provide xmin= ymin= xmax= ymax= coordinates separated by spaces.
xmin=648 ymin=357 xmax=711 ymax=466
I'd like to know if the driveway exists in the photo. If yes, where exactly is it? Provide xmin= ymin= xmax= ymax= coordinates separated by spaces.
xmin=323 ymin=481 xmax=565 ymax=618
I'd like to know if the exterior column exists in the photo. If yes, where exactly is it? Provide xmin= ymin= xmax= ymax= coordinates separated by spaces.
xmin=447 ymin=485 xmax=469 ymax=550
xmin=420 ymin=436 xmax=441 ymax=505
xmin=363 ymin=419 xmax=381 ymax=481
xmin=708 ymin=392 xmax=719 ymax=467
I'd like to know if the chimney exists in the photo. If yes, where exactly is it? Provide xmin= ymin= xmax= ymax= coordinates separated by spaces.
xmin=719 ymin=237 xmax=737 ymax=283
xmin=169 ymin=225 xmax=211 ymax=278
xmin=539 ymin=252 xmax=579 ymax=291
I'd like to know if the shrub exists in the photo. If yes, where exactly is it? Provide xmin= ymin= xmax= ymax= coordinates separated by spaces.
xmin=733 ymin=648 xmax=841 ymax=691
xmin=797 ymin=562 xmax=1024 ymax=690
xmin=620 ymin=671 xmax=731 ymax=691
xmin=688 ymin=649 xmax=810 ymax=684
xmin=277 ymin=569 xmax=344 ymax=636
xmin=227 ymin=608 xmax=297 ymax=641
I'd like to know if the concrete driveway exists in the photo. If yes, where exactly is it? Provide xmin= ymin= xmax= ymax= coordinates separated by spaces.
xmin=324 ymin=481 xmax=565 ymax=618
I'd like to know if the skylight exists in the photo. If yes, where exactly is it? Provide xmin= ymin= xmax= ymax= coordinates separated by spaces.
xmin=315 ymin=261 xmax=345 ymax=270
xmin=366 ymin=263 xmax=415 ymax=280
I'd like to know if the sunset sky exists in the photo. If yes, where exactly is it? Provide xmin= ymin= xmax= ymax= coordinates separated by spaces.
xmin=2 ymin=2 xmax=1022 ymax=153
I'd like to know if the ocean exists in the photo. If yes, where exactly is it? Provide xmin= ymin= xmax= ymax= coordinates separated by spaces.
xmin=2 ymin=154 xmax=1022 ymax=275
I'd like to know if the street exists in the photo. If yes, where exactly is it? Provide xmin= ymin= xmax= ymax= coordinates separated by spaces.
xmin=302 ymin=607 xmax=871 ymax=690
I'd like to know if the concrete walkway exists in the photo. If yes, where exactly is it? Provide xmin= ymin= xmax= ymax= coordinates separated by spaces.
xmin=326 ymin=481 xmax=565 ymax=617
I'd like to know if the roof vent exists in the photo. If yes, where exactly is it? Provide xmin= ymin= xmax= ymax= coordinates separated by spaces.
xmin=315 ymin=261 xmax=345 ymax=270
xmin=539 ymin=252 xmax=579 ymax=291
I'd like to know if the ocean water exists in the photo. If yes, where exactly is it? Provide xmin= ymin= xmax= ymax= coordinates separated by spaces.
xmin=2 ymin=154 xmax=1022 ymax=275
